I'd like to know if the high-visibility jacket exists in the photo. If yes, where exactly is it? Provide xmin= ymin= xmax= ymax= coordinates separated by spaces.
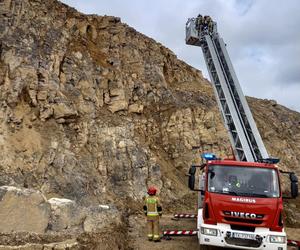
xmin=196 ymin=16 xmax=203 ymax=29
xmin=143 ymin=195 xmax=162 ymax=216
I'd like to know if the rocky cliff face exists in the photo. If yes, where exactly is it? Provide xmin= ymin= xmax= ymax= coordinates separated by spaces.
xmin=0 ymin=0 xmax=299 ymax=248
xmin=0 ymin=0 xmax=229 ymax=205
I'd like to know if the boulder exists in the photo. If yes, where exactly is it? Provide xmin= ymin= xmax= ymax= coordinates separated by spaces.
xmin=83 ymin=205 xmax=121 ymax=232
xmin=108 ymin=99 xmax=128 ymax=113
xmin=48 ymin=198 xmax=84 ymax=232
xmin=47 ymin=198 xmax=121 ymax=233
xmin=128 ymin=103 xmax=143 ymax=114
xmin=53 ymin=103 xmax=78 ymax=119
xmin=0 ymin=186 xmax=50 ymax=233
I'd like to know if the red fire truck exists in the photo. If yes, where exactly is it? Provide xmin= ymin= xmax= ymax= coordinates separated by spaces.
xmin=186 ymin=15 xmax=298 ymax=250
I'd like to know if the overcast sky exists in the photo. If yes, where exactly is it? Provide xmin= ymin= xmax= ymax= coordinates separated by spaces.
xmin=61 ymin=0 xmax=300 ymax=112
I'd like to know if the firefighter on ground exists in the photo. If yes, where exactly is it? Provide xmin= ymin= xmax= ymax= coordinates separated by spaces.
xmin=143 ymin=186 xmax=162 ymax=241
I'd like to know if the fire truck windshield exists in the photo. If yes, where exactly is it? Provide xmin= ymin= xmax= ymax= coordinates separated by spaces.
xmin=207 ymin=165 xmax=280 ymax=198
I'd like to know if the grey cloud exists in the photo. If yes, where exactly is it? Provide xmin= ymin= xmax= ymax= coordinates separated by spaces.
xmin=234 ymin=0 xmax=255 ymax=16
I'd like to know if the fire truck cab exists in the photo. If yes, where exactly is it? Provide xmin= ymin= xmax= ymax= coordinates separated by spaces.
xmin=189 ymin=155 xmax=298 ymax=249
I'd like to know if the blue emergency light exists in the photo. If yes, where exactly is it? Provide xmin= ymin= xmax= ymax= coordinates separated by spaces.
xmin=201 ymin=153 xmax=217 ymax=161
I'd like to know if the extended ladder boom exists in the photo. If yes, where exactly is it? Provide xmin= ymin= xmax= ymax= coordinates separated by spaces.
xmin=186 ymin=17 xmax=269 ymax=162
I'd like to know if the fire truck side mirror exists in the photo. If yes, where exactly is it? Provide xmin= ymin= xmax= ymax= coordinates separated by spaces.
xmin=189 ymin=166 xmax=197 ymax=175
xmin=188 ymin=166 xmax=196 ymax=190
xmin=290 ymin=173 xmax=298 ymax=198
xmin=188 ymin=165 xmax=206 ymax=194
xmin=188 ymin=174 xmax=195 ymax=190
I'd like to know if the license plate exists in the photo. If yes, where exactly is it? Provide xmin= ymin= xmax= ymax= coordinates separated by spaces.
xmin=232 ymin=232 xmax=256 ymax=240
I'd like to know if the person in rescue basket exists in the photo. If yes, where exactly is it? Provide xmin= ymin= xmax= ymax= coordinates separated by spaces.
xmin=143 ymin=186 xmax=162 ymax=242
xmin=196 ymin=14 xmax=203 ymax=33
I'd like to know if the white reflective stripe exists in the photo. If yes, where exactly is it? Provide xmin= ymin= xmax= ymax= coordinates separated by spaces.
xmin=147 ymin=211 xmax=159 ymax=215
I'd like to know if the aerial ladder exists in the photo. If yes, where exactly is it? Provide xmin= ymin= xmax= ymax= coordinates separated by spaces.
xmin=183 ymin=15 xmax=299 ymax=250
xmin=186 ymin=16 xmax=268 ymax=162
